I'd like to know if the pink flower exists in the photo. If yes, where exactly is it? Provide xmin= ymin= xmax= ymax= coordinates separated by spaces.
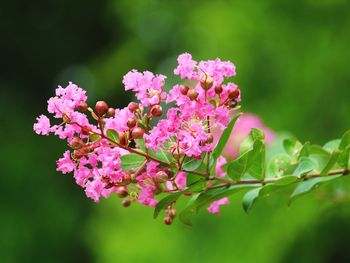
xmin=33 ymin=115 xmax=51 ymax=135
xmin=47 ymin=82 xmax=87 ymax=118
xmin=216 ymin=156 xmax=227 ymax=177
xmin=138 ymin=187 xmax=158 ymax=207
xmin=175 ymin=172 xmax=187 ymax=189
xmin=207 ymin=197 xmax=230 ymax=215
xmin=104 ymin=107 xmax=133 ymax=132
xmin=174 ymin=53 xmax=198 ymax=80
xmin=198 ymin=58 xmax=236 ymax=85
xmin=56 ymin=150 xmax=76 ymax=174
xmin=85 ymin=179 xmax=105 ymax=202
xmin=123 ymin=70 xmax=166 ymax=107
xmin=214 ymin=113 xmax=275 ymax=160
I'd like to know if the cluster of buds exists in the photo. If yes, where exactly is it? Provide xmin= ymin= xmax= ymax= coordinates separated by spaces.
xmin=33 ymin=53 xmax=242 ymax=224
xmin=164 ymin=205 xmax=177 ymax=225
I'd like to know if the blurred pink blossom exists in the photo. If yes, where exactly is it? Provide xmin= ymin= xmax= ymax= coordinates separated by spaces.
xmin=215 ymin=113 xmax=275 ymax=160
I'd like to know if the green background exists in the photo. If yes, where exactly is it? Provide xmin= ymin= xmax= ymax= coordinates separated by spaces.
xmin=1 ymin=0 xmax=349 ymax=262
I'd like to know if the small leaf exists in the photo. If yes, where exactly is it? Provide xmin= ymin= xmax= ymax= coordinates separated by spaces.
xmin=299 ymin=142 xmax=310 ymax=158
xmin=211 ymin=115 xmax=240 ymax=175
xmin=339 ymin=130 xmax=350 ymax=150
xmin=154 ymin=191 xmax=184 ymax=219
xmin=242 ymin=188 xmax=261 ymax=213
xmin=182 ymin=156 xmax=203 ymax=171
xmin=106 ymin=129 xmax=119 ymax=143
xmin=267 ymin=154 xmax=296 ymax=177
xmin=323 ymin=139 xmax=341 ymax=153
xmin=320 ymin=150 xmax=340 ymax=176
xmin=186 ymin=173 xmax=206 ymax=192
xmin=227 ymin=139 xmax=265 ymax=180
xmin=148 ymin=149 xmax=173 ymax=164
xmin=179 ymin=184 xmax=258 ymax=226
xmin=289 ymin=175 xmax=342 ymax=204
xmin=283 ymin=138 xmax=303 ymax=156
xmin=239 ymin=128 xmax=265 ymax=155
xmin=242 ymin=176 xmax=298 ymax=213
xmin=89 ymin=134 xmax=101 ymax=142
xmin=135 ymin=139 xmax=146 ymax=152
xmin=120 ymin=154 xmax=146 ymax=170
xmin=293 ymin=157 xmax=316 ymax=176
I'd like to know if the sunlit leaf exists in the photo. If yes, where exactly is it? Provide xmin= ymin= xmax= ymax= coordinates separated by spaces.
xmin=283 ymin=138 xmax=303 ymax=156
xmin=293 ymin=157 xmax=316 ymax=176
xmin=106 ymin=129 xmax=119 ymax=143
xmin=120 ymin=154 xmax=146 ymax=170
xmin=289 ymin=175 xmax=342 ymax=204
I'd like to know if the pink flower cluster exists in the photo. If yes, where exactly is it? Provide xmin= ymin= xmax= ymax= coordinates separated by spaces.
xmin=34 ymin=53 xmax=243 ymax=222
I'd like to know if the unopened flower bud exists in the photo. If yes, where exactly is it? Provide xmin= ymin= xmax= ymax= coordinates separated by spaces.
xmin=118 ymin=132 xmax=126 ymax=145
xmin=214 ymin=85 xmax=223 ymax=94
xmin=81 ymin=126 xmax=92 ymax=135
xmin=155 ymin=171 xmax=168 ymax=182
xmin=105 ymin=108 xmax=115 ymax=118
xmin=163 ymin=216 xmax=173 ymax=225
xmin=132 ymin=127 xmax=144 ymax=139
xmin=150 ymin=105 xmax=163 ymax=117
xmin=127 ymin=118 xmax=136 ymax=129
xmin=187 ymin=89 xmax=199 ymax=101
xmin=76 ymin=101 xmax=88 ymax=112
xmin=180 ymin=85 xmax=189 ymax=95
xmin=200 ymin=74 xmax=214 ymax=90
xmin=226 ymin=100 xmax=238 ymax=108
xmin=206 ymin=134 xmax=214 ymax=144
xmin=115 ymin=186 xmax=128 ymax=198
xmin=228 ymin=87 xmax=240 ymax=100
xmin=128 ymin=102 xmax=139 ymax=113
xmin=95 ymin=101 xmax=108 ymax=116
xmin=168 ymin=208 xmax=176 ymax=219
xmin=70 ymin=137 xmax=84 ymax=149
xmin=122 ymin=199 xmax=131 ymax=207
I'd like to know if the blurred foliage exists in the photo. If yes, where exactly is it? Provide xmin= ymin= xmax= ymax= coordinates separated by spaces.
xmin=0 ymin=0 xmax=349 ymax=262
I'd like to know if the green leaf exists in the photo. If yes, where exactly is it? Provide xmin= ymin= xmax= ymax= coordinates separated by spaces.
xmin=320 ymin=150 xmax=340 ymax=176
xmin=186 ymin=173 xmax=206 ymax=192
xmin=135 ymin=138 xmax=146 ymax=152
xmin=338 ymin=148 xmax=349 ymax=169
xmin=227 ymin=139 xmax=265 ymax=180
xmin=242 ymin=188 xmax=261 ymax=213
xmin=323 ymin=139 xmax=341 ymax=153
xmin=182 ymin=156 xmax=203 ymax=171
xmin=242 ymin=176 xmax=298 ymax=213
xmin=283 ymin=138 xmax=303 ymax=156
xmin=267 ymin=154 xmax=296 ymax=177
xmin=210 ymin=115 xmax=240 ymax=175
xmin=89 ymin=134 xmax=101 ymax=142
xmin=120 ymin=154 xmax=146 ymax=170
xmin=106 ymin=129 xmax=119 ymax=143
xmin=153 ymin=191 xmax=184 ymax=219
xmin=338 ymin=131 xmax=350 ymax=169
xmin=339 ymin=130 xmax=350 ymax=150
xmin=240 ymin=128 xmax=265 ymax=155
xmin=148 ymin=149 xmax=173 ymax=164
xmin=179 ymin=184 xmax=258 ymax=226
xmin=293 ymin=157 xmax=316 ymax=176
xmin=289 ymin=175 xmax=342 ymax=204
xmin=299 ymin=142 xmax=310 ymax=158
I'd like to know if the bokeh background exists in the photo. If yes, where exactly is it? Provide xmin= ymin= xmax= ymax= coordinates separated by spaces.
xmin=1 ymin=0 xmax=350 ymax=262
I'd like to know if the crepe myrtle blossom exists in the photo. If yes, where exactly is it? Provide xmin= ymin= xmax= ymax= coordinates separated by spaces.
xmin=34 ymin=53 xmax=244 ymax=225
xmin=207 ymin=197 xmax=230 ymax=215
